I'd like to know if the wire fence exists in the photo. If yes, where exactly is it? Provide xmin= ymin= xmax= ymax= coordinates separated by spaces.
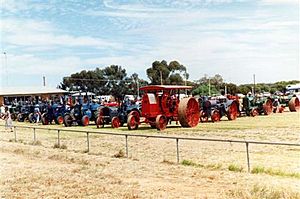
xmin=1 ymin=124 xmax=300 ymax=172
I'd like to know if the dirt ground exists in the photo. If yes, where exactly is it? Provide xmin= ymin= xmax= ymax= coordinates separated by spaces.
xmin=0 ymin=111 xmax=299 ymax=198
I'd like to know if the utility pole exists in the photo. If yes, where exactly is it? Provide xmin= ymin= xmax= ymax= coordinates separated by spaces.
xmin=208 ymin=78 xmax=211 ymax=96
xmin=43 ymin=76 xmax=46 ymax=87
xmin=253 ymin=74 xmax=256 ymax=96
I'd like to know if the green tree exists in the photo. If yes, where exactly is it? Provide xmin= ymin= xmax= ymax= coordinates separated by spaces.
xmin=146 ymin=60 xmax=188 ymax=85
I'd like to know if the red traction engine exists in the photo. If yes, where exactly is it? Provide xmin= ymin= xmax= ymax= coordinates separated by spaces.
xmin=127 ymin=85 xmax=200 ymax=131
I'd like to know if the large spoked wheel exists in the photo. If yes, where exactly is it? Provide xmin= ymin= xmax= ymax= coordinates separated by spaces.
xmin=289 ymin=97 xmax=300 ymax=112
xmin=55 ymin=115 xmax=64 ymax=125
xmin=96 ymin=117 xmax=104 ymax=128
xmin=11 ymin=113 xmax=17 ymax=121
xmin=81 ymin=115 xmax=90 ymax=126
xmin=178 ymin=97 xmax=200 ymax=127
xmin=211 ymin=110 xmax=221 ymax=122
xmin=263 ymin=98 xmax=273 ymax=115
xmin=127 ymin=114 xmax=139 ymax=130
xmin=63 ymin=114 xmax=73 ymax=127
xmin=199 ymin=110 xmax=208 ymax=123
xmin=41 ymin=113 xmax=49 ymax=125
xmin=155 ymin=115 xmax=167 ymax=131
xmin=250 ymin=108 xmax=259 ymax=117
xmin=227 ymin=101 xmax=238 ymax=120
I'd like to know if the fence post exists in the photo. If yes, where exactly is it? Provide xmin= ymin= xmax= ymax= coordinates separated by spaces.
xmin=246 ymin=142 xmax=250 ymax=172
xmin=176 ymin=138 xmax=180 ymax=163
xmin=86 ymin=132 xmax=90 ymax=153
xmin=33 ymin=128 xmax=36 ymax=142
xmin=14 ymin=126 xmax=17 ymax=142
xmin=125 ymin=135 xmax=128 ymax=158
xmin=57 ymin=130 xmax=60 ymax=147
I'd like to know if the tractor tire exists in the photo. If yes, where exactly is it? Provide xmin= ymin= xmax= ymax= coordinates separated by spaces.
xmin=199 ymin=110 xmax=208 ymax=123
xmin=155 ymin=114 xmax=167 ymax=131
xmin=55 ymin=115 xmax=64 ymax=125
xmin=81 ymin=115 xmax=90 ymax=126
xmin=178 ymin=97 xmax=200 ymax=127
xmin=111 ymin=116 xmax=121 ymax=128
xmin=288 ymin=97 xmax=300 ymax=112
xmin=17 ymin=113 xmax=24 ymax=122
xmin=227 ymin=101 xmax=238 ymax=121
xmin=41 ymin=113 xmax=49 ymax=125
xmin=63 ymin=114 xmax=73 ymax=127
xmin=250 ymin=108 xmax=259 ymax=117
xmin=28 ymin=113 xmax=34 ymax=123
xmin=127 ymin=114 xmax=139 ymax=130
xmin=96 ymin=117 xmax=104 ymax=128
xmin=211 ymin=110 xmax=221 ymax=122
xmin=263 ymin=98 xmax=273 ymax=115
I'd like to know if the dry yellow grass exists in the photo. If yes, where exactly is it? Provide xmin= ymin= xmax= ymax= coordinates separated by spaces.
xmin=0 ymin=111 xmax=299 ymax=198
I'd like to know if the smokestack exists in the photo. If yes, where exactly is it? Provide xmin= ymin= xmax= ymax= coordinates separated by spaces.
xmin=43 ymin=76 xmax=46 ymax=87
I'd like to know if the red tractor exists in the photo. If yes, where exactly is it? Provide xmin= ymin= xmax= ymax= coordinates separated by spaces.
xmin=127 ymin=85 xmax=200 ymax=131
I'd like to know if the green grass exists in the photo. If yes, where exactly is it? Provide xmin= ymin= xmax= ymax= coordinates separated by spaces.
xmin=228 ymin=164 xmax=243 ymax=172
xmin=251 ymin=166 xmax=300 ymax=179
xmin=228 ymin=184 xmax=300 ymax=199
xmin=181 ymin=159 xmax=222 ymax=170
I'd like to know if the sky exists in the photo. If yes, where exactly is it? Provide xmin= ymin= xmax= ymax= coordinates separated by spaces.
xmin=0 ymin=0 xmax=299 ymax=88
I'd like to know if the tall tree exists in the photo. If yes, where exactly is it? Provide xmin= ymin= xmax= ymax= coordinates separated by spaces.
xmin=146 ymin=60 xmax=188 ymax=85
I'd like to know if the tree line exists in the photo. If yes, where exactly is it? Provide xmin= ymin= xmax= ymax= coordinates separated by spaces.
xmin=59 ymin=60 xmax=299 ymax=98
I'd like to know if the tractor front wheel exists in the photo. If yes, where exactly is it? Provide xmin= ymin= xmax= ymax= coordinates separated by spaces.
xmin=211 ymin=110 xmax=221 ymax=122
xmin=41 ymin=113 xmax=49 ymax=125
xmin=55 ymin=115 xmax=64 ymax=125
xmin=199 ymin=110 xmax=208 ymax=122
xmin=111 ymin=116 xmax=121 ymax=128
xmin=263 ymin=98 xmax=273 ymax=115
xmin=227 ymin=101 xmax=238 ymax=120
xmin=250 ymin=108 xmax=259 ymax=117
xmin=127 ymin=114 xmax=139 ymax=130
xmin=81 ymin=115 xmax=90 ymax=126
xmin=155 ymin=115 xmax=167 ymax=131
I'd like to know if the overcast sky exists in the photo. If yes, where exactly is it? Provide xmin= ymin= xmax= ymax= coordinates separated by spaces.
xmin=0 ymin=0 xmax=299 ymax=88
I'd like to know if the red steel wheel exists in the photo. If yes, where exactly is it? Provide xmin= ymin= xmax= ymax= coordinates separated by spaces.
xmin=211 ymin=110 xmax=221 ymax=122
xmin=155 ymin=115 xmax=167 ymax=131
xmin=81 ymin=115 xmax=90 ymax=126
xmin=263 ymin=98 xmax=273 ymax=115
xmin=56 ymin=115 xmax=64 ymax=125
xmin=96 ymin=117 xmax=104 ymax=128
xmin=279 ymin=105 xmax=285 ymax=113
xmin=250 ymin=108 xmax=259 ymax=117
xmin=227 ymin=101 xmax=238 ymax=120
xmin=127 ymin=114 xmax=139 ymax=130
xmin=178 ymin=97 xmax=200 ymax=127
xmin=199 ymin=110 xmax=208 ymax=123
xmin=111 ymin=116 xmax=121 ymax=128
xmin=288 ymin=97 xmax=300 ymax=112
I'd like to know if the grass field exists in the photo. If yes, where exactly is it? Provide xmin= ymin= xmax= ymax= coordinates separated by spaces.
xmin=0 ymin=111 xmax=299 ymax=198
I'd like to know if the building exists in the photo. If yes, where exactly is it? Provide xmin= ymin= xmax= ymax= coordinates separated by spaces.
xmin=0 ymin=87 xmax=68 ymax=105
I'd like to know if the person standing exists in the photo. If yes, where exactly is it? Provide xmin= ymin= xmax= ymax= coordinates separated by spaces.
xmin=4 ymin=107 xmax=13 ymax=132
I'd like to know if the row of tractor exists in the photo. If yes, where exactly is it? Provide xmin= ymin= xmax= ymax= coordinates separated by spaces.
xmin=2 ymin=85 xmax=299 ymax=131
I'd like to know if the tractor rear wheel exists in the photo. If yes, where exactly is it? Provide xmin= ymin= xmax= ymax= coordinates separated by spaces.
xmin=63 ymin=114 xmax=73 ymax=127
xmin=41 ymin=113 xmax=49 ymax=125
xmin=211 ymin=110 xmax=221 ymax=122
xmin=263 ymin=98 xmax=273 ymax=115
xmin=178 ymin=97 xmax=200 ymax=127
xmin=155 ymin=115 xmax=167 ymax=131
xmin=81 ymin=115 xmax=90 ymax=126
xmin=96 ymin=117 xmax=104 ymax=128
xmin=227 ymin=101 xmax=238 ymax=120
xmin=111 ymin=116 xmax=121 ymax=128
xmin=127 ymin=114 xmax=139 ymax=130
xmin=288 ymin=97 xmax=300 ymax=112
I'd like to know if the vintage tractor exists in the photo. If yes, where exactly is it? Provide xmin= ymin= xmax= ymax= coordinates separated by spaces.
xmin=242 ymin=96 xmax=273 ymax=116
xmin=63 ymin=103 xmax=92 ymax=127
xmin=96 ymin=100 xmax=141 ymax=128
xmin=28 ymin=104 xmax=43 ymax=123
xmin=41 ymin=103 xmax=67 ymax=125
xmin=16 ymin=104 xmax=34 ymax=122
xmin=198 ymin=96 xmax=239 ymax=122
xmin=126 ymin=85 xmax=200 ymax=131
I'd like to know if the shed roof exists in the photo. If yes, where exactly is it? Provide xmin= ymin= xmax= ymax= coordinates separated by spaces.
xmin=0 ymin=87 xmax=68 ymax=96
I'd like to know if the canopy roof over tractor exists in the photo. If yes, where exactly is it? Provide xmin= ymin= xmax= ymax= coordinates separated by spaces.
xmin=0 ymin=87 xmax=67 ymax=97
xmin=140 ymin=85 xmax=192 ymax=91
